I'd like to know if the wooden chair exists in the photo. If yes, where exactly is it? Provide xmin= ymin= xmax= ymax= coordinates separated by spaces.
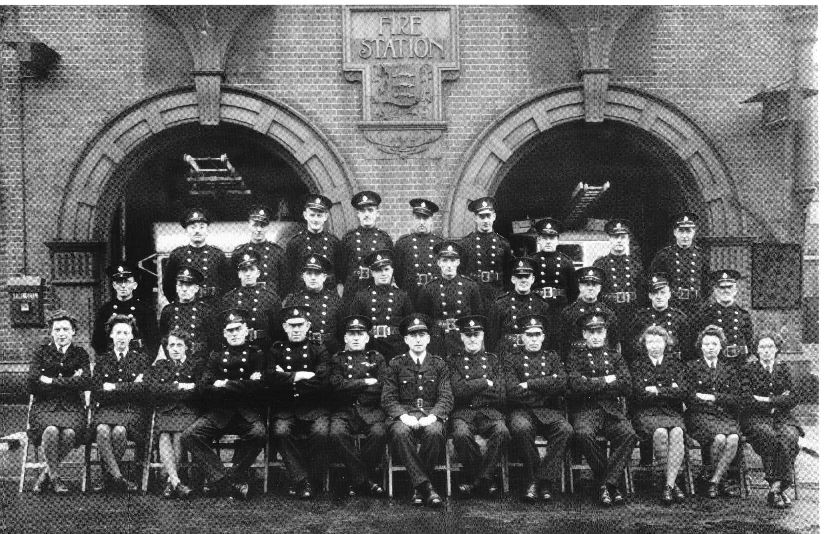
xmin=386 ymin=442 xmax=452 ymax=498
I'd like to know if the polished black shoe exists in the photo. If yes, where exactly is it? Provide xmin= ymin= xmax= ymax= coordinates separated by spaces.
xmin=368 ymin=481 xmax=385 ymax=496
xmin=598 ymin=485 xmax=612 ymax=507
xmin=523 ymin=481 xmax=538 ymax=503
xmin=422 ymin=482 xmax=442 ymax=508
xmin=231 ymin=481 xmax=250 ymax=501
xmin=51 ymin=476 xmax=69 ymax=495
xmin=175 ymin=483 xmax=193 ymax=499
xmin=661 ymin=485 xmax=674 ymax=505
xmin=780 ymin=491 xmax=793 ymax=508
xmin=162 ymin=481 xmax=175 ymax=499
xmin=411 ymin=488 xmax=424 ymax=506
xmin=457 ymin=483 xmax=474 ymax=498
xmin=32 ymin=470 xmax=51 ymax=494
xmin=109 ymin=476 xmax=135 ymax=494
xmin=299 ymin=479 xmax=313 ymax=500
xmin=538 ymin=481 xmax=552 ymax=502
xmin=286 ymin=484 xmax=298 ymax=497
xmin=706 ymin=482 xmax=719 ymax=499
xmin=486 ymin=479 xmax=500 ymax=497
xmin=720 ymin=481 xmax=740 ymax=498
xmin=673 ymin=484 xmax=686 ymax=503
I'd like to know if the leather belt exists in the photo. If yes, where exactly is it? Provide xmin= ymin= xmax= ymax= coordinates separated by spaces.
xmin=603 ymin=291 xmax=637 ymax=304
xmin=537 ymin=287 xmax=566 ymax=299
xmin=474 ymin=270 xmax=502 ymax=283
xmin=725 ymin=345 xmax=748 ymax=358
xmin=355 ymin=267 xmax=371 ymax=280
xmin=675 ymin=288 xmax=700 ymax=300
xmin=309 ymin=332 xmax=333 ymax=344
xmin=371 ymin=325 xmax=399 ymax=338
xmin=416 ymin=273 xmax=434 ymax=286
xmin=436 ymin=318 xmax=459 ymax=332
xmin=505 ymin=334 xmax=525 ymax=347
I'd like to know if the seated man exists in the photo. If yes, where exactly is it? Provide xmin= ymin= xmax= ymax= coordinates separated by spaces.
xmin=505 ymin=314 xmax=571 ymax=502
xmin=268 ymin=305 xmax=332 ymax=500
xmin=329 ymin=315 xmax=387 ymax=496
xmin=381 ymin=313 xmax=453 ymax=508
xmin=181 ymin=309 xmax=267 ymax=500
xmin=449 ymin=315 xmax=509 ymax=498
xmin=567 ymin=312 xmax=638 ymax=506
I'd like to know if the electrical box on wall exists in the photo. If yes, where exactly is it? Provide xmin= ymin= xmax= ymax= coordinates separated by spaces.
xmin=7 ymin=276 xmax=45 ymax=327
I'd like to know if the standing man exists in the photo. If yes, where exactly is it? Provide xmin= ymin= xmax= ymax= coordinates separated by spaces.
xmin=530 ymin=217 xmax=577 ymax=320
xmin=393 ymin=198 xmax=444 ymax=304
xmin=162 ymin=207 xmax=231 ymax=306
xmin=339 ymin=191 xmax=394 ymax=302
xmin=559 ymin=267 xmax=618 ymax=359
xmin=415 ymin=241 xmax=483 ymax=356
xmin=592 ymin=219 xmax=644 ymax=343
xmin=627 ymin=273 xmax=691 ymax=361
xmin=382 ymin=313 xmax=453 ymax=508
xmin=505 ymin=314 xmax=572 ymax=502
xmin=460 ymin=196 xmax=512 ymax=310
xmin=449 ymin=315 xmax=509 ymax=498
xmin=181 ymin=309 xmax=268 ymax=500
xmin=650 ymin=211 xmax=711 ymax=320
xmin=567 ymin=312 xmax=638 ymax=506
xmin=268 ymin=305 xmax=333 ymax=500
xmin=93 ymin=262 xmax=157 ymax=356
xmin=329 ymin=315 xmax=387 ymax=497
xmin=221 ymin=250 xmax=282 ymax=351
xmin=489 ymin=257 xmax=550 ymax=354
xmin=158 ymin=266 xmax=217 ymax=356
xmin=695 ymin=270 xmax=755 ymax=367
xmin=283 ymin=194 xmax=341 ymax=296
xmin=347 ymin=250 xmax=414 ymax=361
xmin=283 ymin=254 xmax=344 ymax=355
xmin=231 ymin=205 xmax=286 ymax=293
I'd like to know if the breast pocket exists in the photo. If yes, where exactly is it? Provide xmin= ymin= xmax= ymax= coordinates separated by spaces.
xmin=423 ymin=378 xmax=437 ymax=398
xmin=399 ymin=379 xmax=415 ymax=398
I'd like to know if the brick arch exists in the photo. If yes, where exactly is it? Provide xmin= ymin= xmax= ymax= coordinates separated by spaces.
xmin=445 ymin=84 xmax=756 ymax=238
xmin=57 ymin=86 xmax=357 ymax=241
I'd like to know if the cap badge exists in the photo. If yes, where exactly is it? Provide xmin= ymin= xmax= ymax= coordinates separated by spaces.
xmin=362 ymin=195 xmax=368 ymax=202
xmin=420 ymin=202 xmax=426 ymax=208
xmin=469 ymin=320 xmax=475 ymax=327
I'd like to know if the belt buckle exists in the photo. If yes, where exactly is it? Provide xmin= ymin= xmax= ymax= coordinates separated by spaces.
xmin=310 ymin=332 xmax=323 ymax=344
xmin=479 ymin=271 xmax=491 ymax=283
xmin=445 ymin=318 xmax=457 ymax=332
xmin=248 ymin=330 xmax=258 ymax=341
xmin=541 ymin=287 xmax=556 ymax=299
xmin=374 ymin=325 xmax=389 ymax=338
xmin=615 ymin=292 xmax=629 ymax=304
xmin=358 ymin=266 xmax=371 ymax=280
xmin=415 ymin=398 xmax=424 ymax=409
xmin=416 ymin=273 xmax=431 ymax=286
xmin=725 ymin=345 xmax=739 ymax=358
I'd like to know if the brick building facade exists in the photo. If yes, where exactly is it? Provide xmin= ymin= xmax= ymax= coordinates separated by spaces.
xmin=0 ymin=6 xmax=817 ymax=384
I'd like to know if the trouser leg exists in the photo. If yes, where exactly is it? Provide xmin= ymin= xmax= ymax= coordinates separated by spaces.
xmin=451 ymin=418 xmax=481 ymax=481
xmin=602 ymin=416 xmax=638 ymax=488
xmin=272 ymin=417 xmax=308 ymax=483
xmin=537 ymin=417 xmax=573 ymax=482
xmin=509 ymin=410 xmax=539 ymax=482
xmin=388 ymin=421 xmax=429 ymax=488
xmin=228 ymin=416 xmax=266 ymax=478
xmin=476 ymin=418 xmax=510 ymax=481
xmin=181 ymin=417 xmax=226 ymax=485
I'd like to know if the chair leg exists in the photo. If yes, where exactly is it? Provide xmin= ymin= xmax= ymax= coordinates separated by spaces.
xmin=684 ymin=449 xmax=695 ymax=496
xmin=501 ymin=450 xmax=509 ymax=494
xmin=444 ymin=444 xmax=451 ymax=498
xmin=565 ymin=450 xmax=574 ymax=494
xmin=624 ymin=466 xmax=632 ymax=495
xmin=738 ymin=448 xmax=749 ymax=498
xmin=386 ymin=446 xmax=394 ymax=498
xmin=18 ymin=436 xmax=30 ymax=493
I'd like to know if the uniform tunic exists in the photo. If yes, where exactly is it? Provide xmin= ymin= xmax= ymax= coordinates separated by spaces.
xmin=558 ymin=300 xmax=619 ymax=359
xmin=393 ymin=232 xmax=444 ymax=304
xmin=629 ymin=354 xmax=686 ymax=441
xmin=159 ymin=300 xmax=217 ymax=356
xmin=347 ymin=285 xmax=414 ymax=361
xmin=592 ymin=253 xmax=645 ymax=339
xmin=489 ymin=291 xmax=551 ymax=354
xmin=695 ymin=301 xmax=754 ymax=366
xmin=92 ymin=349 xmax=153 ymax=441
xmin=231 ymin=240 xmax=286 ymax=294
xmin=415 ymin=275 xmax=483 ymax=356
xmin=283 ymin=288 xmax=344 ymax=355
xmin=145 ymin=357 xmax=203 ymax=433
xmin=283 ymin=229 xmax=341 ymax=295
xmin=220 ymin=284 xmax=282 ymax=349
xmin=683 ymin=358 xmax=740 ymax=445
xmin=459 ymin=230 xmax=512 ymax=308
xmin=163 ymin=244 xmax=232 ymax=304
xmin=27 ymin=343 xmax=93 ymax=446
xmin=530 ymin=250 xmax=577 ymax=311
xmin=650 ymin=244 xmax=711 ymax=315
xmin=626 ymin=306 xmax=691 ymax=361
xmin=339 ymin=226 xmax=394 ymax=302
xmin=92 ymin=297 xmax=157 ymax=356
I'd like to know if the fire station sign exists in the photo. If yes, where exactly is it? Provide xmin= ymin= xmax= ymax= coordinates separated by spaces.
xmin=343 ymin=6 xmax=460 ymax=157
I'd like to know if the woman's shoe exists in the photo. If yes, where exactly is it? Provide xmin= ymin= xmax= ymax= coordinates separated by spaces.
xmin=673 ymin=484 xmax=686 ymax=503
xmin=661 ymin=485 xmax=674 ymax=505
xmin=162 ymin=481 xmax=175 ymax=499
xmin=706 ymin=482 xmax=719 ymax=499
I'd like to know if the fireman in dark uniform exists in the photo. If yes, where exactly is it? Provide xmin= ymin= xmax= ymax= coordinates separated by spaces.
xmin=489 ymin=257 xmax=550 ymax=354
xmin=221 ymin=250 xmax=282 ymax=351
xmin=505 ymin=314 xmax=572 ymax=503
xmin=592 ymin=219 xmax=644 ymax=344
xmin=559 ymin=267 xmax=619 ymax=359
xmin=268 ymin=305 xmax=333 ymax=500
xmin=162 ymin=207 xmax=232 ymax=306
xmin=382 ymin=313 xmax=453 ymax=507
xmin=231 ymin=205 xmax=286 ymax=293
xmin=530 ymin=217 xmax=576 ymax=319
xmin=695 ymin=269 xmax=754 ymax=367
xmin=283 ymin=194 xmax=341 ymax=296
xmin=92 ymin=262 xmax=158 ymax=356
xmin=459 ymin=196 xmax=512 ymax=310
xmin=393 ymin=198 xmax=444 ymax=304
xmin=159 ymin=266 xmax=218 ymax=356
xmin=567 ymin=312 xmax=638 ymax=506
xmin=650 ymin=211 xmax=711 ymax=319
xmin=181 ymin=308 xmax=269 ymax=500
xmin=283 ymin=253 xmax=344 ymax=355
xmin=449 ymin=315 xmax=509 ymax=498
xmin=340 ymin=191 xmax=394 ymax=302
xmin=415 ymin=241 xmax=484 ymax=357
xmin=329 ymin=315 xmax=387 ymax=497
xmin=626 ymin=273 xmax=691 ymax=362
xmin=347 ymin=249 xmax=414 ymax=361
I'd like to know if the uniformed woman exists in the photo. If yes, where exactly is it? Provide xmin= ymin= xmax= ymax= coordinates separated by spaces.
xmin=741 ymin=331 xmax=803 ymax=509
xmin=683 ymin=325 xmax=741 ymax=498
xmin=146 ymin=330 xmax=204 ymax=498
xmin=91 ymin=314 xmax=152 ymax=493
xmin=26 ymin=310 xmax=92 ymax=494
xmin=629 ymin=325 xmax=687 ymax=504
